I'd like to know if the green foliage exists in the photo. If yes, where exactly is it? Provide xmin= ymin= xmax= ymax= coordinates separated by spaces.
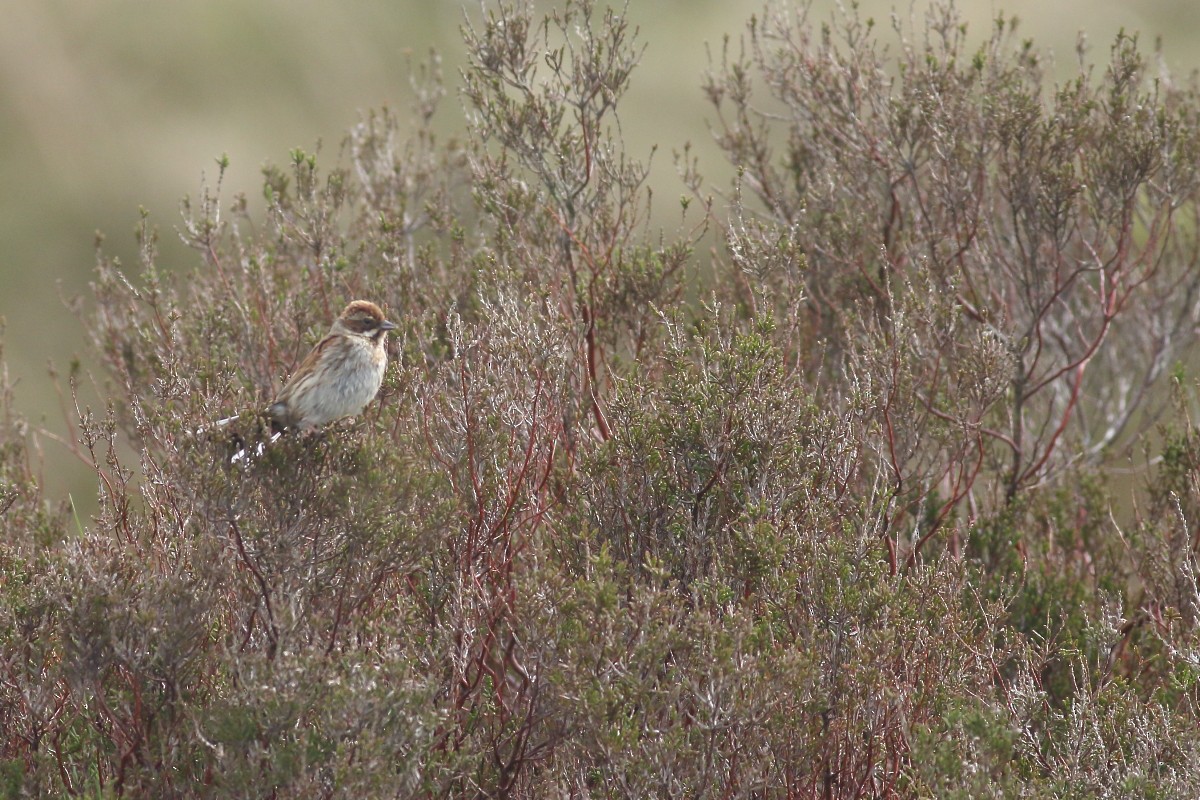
xmin=4 ymin=0 xmax=1200 ymax=796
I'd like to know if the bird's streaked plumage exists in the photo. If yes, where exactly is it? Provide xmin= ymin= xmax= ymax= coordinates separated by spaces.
xmin=267 ymin=300 xmax=397 ymax=432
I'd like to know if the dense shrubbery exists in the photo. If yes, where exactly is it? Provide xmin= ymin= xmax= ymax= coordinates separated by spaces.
xmin=4 ymin=1 xmax=1200 ymax=796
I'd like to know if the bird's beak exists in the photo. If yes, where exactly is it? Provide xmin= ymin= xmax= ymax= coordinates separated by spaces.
xmin=380 ymin=319 xmax=398 ymax=332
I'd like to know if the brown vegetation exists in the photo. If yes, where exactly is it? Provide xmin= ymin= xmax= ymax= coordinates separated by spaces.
xmin=3 ymin=2 xmax=1200 ymax=796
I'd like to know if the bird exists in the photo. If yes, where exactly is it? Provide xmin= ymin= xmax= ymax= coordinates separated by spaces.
xmin=201 ymin=300 xmax=397 ymax=462
xmin=266 ymin=300 xmax=397 ymax=432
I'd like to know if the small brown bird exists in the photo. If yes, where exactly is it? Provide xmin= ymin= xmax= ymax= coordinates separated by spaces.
xmin=267 ymin=300 xmax=397 ymax=432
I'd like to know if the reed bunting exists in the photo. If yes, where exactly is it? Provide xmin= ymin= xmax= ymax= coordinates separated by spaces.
xmin=267 ymin=300 xmax=397 ymax=432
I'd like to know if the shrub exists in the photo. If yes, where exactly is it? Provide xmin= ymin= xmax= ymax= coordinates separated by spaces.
xmin=4 ymin=1 xmax=1200 ymax=796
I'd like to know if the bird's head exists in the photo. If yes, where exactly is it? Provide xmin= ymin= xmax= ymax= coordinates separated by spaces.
xmin=335 ymin=300 xmax=397 ymax=340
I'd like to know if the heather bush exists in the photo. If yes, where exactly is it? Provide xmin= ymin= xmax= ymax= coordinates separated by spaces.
xmin=4 ymin=1 xmax=1200 ymax=797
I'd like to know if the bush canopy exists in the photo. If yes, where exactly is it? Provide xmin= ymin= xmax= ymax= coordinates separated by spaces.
xmin=4 ymin=1 xmax=1200 ymax=797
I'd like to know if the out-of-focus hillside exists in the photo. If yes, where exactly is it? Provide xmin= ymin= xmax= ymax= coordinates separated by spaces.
xmin=1 ymin=0 xmax=1197 ymax=507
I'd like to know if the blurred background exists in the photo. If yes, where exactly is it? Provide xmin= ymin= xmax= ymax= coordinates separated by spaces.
xmin=2 ymin=0 xmax=1199 ymax=509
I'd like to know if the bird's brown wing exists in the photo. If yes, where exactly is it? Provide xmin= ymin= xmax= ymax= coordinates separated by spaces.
xmin=280 ymin=334 xmax=335 ymax=395
xmin=268 ymin=333 xmax=336 ymax=426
